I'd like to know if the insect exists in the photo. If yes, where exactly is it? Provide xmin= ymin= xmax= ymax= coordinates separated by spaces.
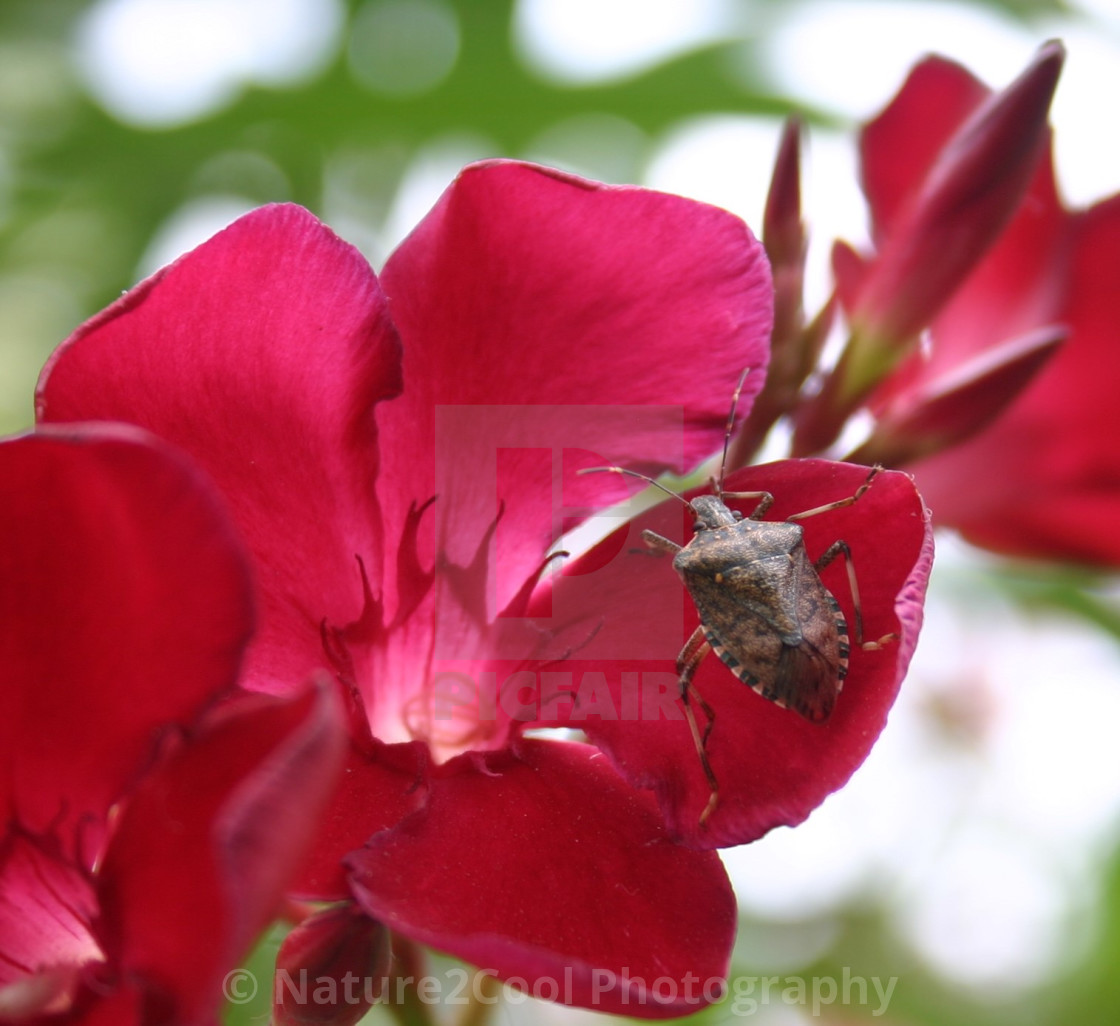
xmin=581 ymin=371 xmax=896 ymax=825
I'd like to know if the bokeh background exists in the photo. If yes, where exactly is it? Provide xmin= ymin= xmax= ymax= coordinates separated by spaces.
xmin=4 ymin=2 xmax=1120 ymax=1024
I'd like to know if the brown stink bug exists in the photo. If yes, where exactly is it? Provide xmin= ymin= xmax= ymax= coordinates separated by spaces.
xmin=581 ymin=371 xmax=896 ymax=825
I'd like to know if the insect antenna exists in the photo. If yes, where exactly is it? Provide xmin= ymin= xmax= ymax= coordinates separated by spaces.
xmin=715 ymin=367 xmax=751 ymax=499
xmin=577 ymin=465 xmax=694 ymax=511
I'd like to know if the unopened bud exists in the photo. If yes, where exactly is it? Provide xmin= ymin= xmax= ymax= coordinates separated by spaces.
xmin=847 ymin=325 xmax=1065 ymax=466
xmin=272 ymin=904 xmax=391 ymax=1026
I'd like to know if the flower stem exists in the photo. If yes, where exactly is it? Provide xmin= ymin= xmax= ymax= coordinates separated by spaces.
xmin=456 ymin=970 xmax=503 ymax=1026
xmin=384 ymin=934 xmax=437 ymax=1026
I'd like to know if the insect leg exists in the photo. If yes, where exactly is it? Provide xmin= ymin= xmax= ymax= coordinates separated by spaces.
xmin=715 ymin=367 xmax=752 ymax=497
xmin=787 ymin=464 xmax=882 ymax=522
xmin=676 ymin=625 xmax=721 ymax=825
xmin=725 ymin=463 xmax=882 ymax=521
xmin=641 ymin=529 xmax=681 ymax=555
xmin=719 ymin=489 xmax=774 ymax=519
xmin=814 ymin=539 xmax=898 ymax=650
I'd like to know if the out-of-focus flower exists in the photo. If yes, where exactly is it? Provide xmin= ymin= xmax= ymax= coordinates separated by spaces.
xmin=793 ymin=41 xmax=1065 ymax=455
xmin=854 ymin=51 xmax=1120 ymax=565
xmin=35 ymin=161 xmax=929 ymax=1015
xmin=273 ymin=904 xmax=390 ymax=1026
xmin=0 ymin=426 xmax=344 ymax=1024
xmin=848 ymin=326 xmax=1065 ymax=467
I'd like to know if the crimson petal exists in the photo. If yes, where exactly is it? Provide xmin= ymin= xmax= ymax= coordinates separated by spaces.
xmin=376 ymin=160 xmax=772 ymax=611
xmin=0 ymin=426 xmax=253 ymax=852
xmin=861 ymin=56 xmax=992 ymax=243
xmin=293 ymin=740 xmax=431 ymax=900
xmin=547 ymin=460 xmax=932 ymax=848
xmin=346 ymin=739 xmax=736 ymax=1018
xmin=36 ymin=204 xmax=402 ymax=698
xmin=95 ymin=684 xmax=345 ymax=1026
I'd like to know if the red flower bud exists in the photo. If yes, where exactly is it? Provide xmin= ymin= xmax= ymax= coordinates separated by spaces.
xmin=850 ymin=39 xmax=1064 ymax=349
xmin=793 ymin=42 xmax=1065 ymax=456
xmin=763 ymin=117 xmax=805 ymax=273
xmin=273 ymin=904 xmax=391 ymax=1026
xmin=847 ymin=326 xmax=1065 ymax=466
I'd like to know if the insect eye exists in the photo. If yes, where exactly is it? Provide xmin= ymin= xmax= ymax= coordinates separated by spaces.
xmin=731 ymin=510 xmax=743 ymax=521
xmin=692 ymin=520 xmax=707 ymax=532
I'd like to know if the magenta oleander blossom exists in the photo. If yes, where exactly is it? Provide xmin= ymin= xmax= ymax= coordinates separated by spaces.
xmin=35 ymin=161 xmax=930 ymax=1015
xmin=0 ymin=426 xmax=344 ymax=1024
xmin=857 ymin=54 xmax=1120 ymax=565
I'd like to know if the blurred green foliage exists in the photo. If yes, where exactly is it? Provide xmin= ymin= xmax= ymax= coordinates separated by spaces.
xmin=0 ymin=0 xmax=1073 ymax=430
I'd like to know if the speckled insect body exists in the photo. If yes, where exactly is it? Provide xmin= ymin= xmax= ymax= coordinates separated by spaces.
xmin=581 ymin=371 xmax=892 ymax=825
xmin=672 ymin=493 xmax=850 ymax=724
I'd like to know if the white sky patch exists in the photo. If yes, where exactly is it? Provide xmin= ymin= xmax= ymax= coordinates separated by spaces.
xmin=1037 ymin=23 xmax=1120 ymax=206
xmin=764 ymin=0 xmax=1037 ymax=120
xmin=514 ymin=0 xmax=732 ymax=84
xmin=76 ymin=0 xmax=344 ymax=127
xmin=893 ymin=825 xmax=1075 ymax=993
xmin=644 ymin=116 xmax=783 ymax=232
xmin=1070 ymin=0 xmax=1120 ymax=28
xmin=722 ymin=809 xmax=877 ymax=921
xmin=982 ymin=620 xmax=1120 ymax=850
xmin=644 ymin=118 xmax=866 ymax=314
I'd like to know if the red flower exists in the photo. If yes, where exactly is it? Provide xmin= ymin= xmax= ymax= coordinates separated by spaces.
xmin=857 ymin=53 xmax=1120 ymax=565
xmin=35 ymin=161 xmax=929 ymax=1015
xmin=0 ymin=426 xmax=344 ymax=1024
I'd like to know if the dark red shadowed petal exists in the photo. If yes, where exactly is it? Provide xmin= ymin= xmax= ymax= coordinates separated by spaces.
xmin=546 ymin=461 xmax=931 ymax=849
xmin=376 ymin=160 xmax=772 ymax=613
xmin=293 ymin=739 xmax=431 ymax=900
xmin=0 ymin=426 xmax=253 ymax=852
xmin=346 ymin=739 xmax=736 ymax=1018
xmin=39 ymin=985 xmax=145 ymax=1026
xmin=912 ymin=195 xmax=1120 ymax=564
xmin=36 ymin=204 xmax=402 ymax=699
xmin=95 ymin=683 xmax=345 ymax=1026
xmin=763 ymin=118 xmax=804 ymax=270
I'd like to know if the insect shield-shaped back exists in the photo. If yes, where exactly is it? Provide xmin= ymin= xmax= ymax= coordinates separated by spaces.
xmin=674 ymin=494 xmax=849 ymax=723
